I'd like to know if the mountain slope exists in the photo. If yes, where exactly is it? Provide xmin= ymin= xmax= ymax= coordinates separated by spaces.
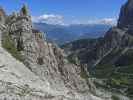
xmin=0 ymin=5 xmax=105 ymax=100
xmin=34 ymin=23 xmax=111 ymax=45
xmin=62 ymin=0 xmax=133 ymax=99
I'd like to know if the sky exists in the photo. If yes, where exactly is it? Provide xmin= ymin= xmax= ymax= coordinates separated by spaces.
xmin=0 ymin=0 xmax=127 ymax=25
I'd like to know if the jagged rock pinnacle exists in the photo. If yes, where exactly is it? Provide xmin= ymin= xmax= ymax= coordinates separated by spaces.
xmin=0 ymin=6 xmax=6 ymax=24
xmin=117 ymin=0 xmax=133 ymax=29
xmin=0 ymin=6 xmax=6 ymax=16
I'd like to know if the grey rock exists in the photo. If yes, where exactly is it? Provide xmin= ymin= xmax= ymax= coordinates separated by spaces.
xmin=118 ymin=0 xmax=133 ymax=30
xmin=0 ymin=6 xmax=6 ymax=24
xmin=0 ymin=5 xmax=105 ymax=100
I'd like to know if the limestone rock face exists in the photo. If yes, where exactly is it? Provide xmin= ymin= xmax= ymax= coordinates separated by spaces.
xmin=0 ymin=6 xmax=105 ymax=100
xmin=6 ymin=6 xmax=94 ymax=94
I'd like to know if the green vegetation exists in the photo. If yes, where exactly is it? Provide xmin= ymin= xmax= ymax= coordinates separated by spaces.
xmin=98 ymin=48 xmax=123 ymax=66
xmin=63 ymin=34 xmax=133 ymax=97
xmin=61 ymin=38 xmax=99 ymax=51
xmin=128 ymin=35 xmax=133 ymax=46
xmin=127 ymin=86 xmax=133 ymax=97
xmin=118 ymin=65 xmax=133 ymax=74
xmin=92 ymin=64 xmax=115 ymax=78
xmin=80 ymin=65 xmax=88 ymax=79
xmin=2 ymin=32 xmax=24 ymax=62
xmin=17 ymin=84 xmax=32 ymax=96
xmin=67 ymin=54 xmax=89 ymax=79
xmin=37 ymin=57 xmax=44 ymax=65
xmin=110 ymin=77 xmax=129 ymax=86
xmin=17 ymin=39 xmax=24 ymax=51
xmin=21 ymin=4 xmax=28 ymax=15
xmin=90 ymin=47 xmax=133 ymax=96
xmin=111 ymin=94 xmax=120 ymax=100
xmin=67 ymin=54 xmax=77 ymax=65
xmin=115 ymin=49 xmax=133 ymax=66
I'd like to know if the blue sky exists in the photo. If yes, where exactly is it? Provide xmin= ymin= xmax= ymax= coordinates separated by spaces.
xmin=0 ymin=0 xmax=127 ymax=25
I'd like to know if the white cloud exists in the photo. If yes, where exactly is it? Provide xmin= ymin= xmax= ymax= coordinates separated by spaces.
xmin=32 ymin=14 xmax=64 ymax=25
xmin=96 ymin=18 xmax=117 ymax=25
xmin=71 ymin=18 xmax=117 ymax=25
xmin=85 ymin=18 xmax=116 ymax=25
xmin=32 ymin=14 xmax=117 ymax=26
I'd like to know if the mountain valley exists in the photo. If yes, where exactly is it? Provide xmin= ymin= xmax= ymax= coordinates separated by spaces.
xmin=62 ymin=0 xmax=133 ymax=99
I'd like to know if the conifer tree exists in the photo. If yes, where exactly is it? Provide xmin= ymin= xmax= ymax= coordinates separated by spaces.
xmin=21 ymin=4 xmax=28 ymax=15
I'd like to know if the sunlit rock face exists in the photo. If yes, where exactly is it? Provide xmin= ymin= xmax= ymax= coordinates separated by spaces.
xmin=0 ymin=7 xmax=6 ymax=24
xmin=118 ymin=0 xmax=133 ymax=30
xmin=0 ymin=5 xmax=105 ymax=100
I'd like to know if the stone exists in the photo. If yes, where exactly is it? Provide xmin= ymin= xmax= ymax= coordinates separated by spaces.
xmin=0 ymin=5 xmax=105 ymax=100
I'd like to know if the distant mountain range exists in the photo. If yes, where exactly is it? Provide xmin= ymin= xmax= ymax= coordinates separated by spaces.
xmin=34 ymin=23 xmax=111 ymax=45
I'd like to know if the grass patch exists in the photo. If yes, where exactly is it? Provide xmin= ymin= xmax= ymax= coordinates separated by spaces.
xmin=115 ymin=49 xmax=133 ymax=66
xmin=16 ymin=84 xmax=32 ymax=96
xmin=111 ymin=94 xmax=120 ymax=100
xmin=91 ymin=64 xmax=115 ymax=78
xmin=2 ymin=32 xmax=24 ymax=62
xmin=80 ymin=65 xmax=88 ymax=79
xmin=67 ymin=54 xmax=79 ymax=65
xmin=110 ymin=77 xmax=129 ymax=86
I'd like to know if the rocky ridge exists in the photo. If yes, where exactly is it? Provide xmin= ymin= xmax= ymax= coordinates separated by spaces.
xmin=62 ymin=0 xmax=133 ymax=99
xmin=63 ymin=0 xmax=133 ymax=71
xmin=0 ymin=5 xmax=105 ymax=100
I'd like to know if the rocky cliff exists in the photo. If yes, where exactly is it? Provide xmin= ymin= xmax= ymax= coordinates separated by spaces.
xmin=63 ymin=0 xmax=133 ymax=69
xmin=118 ymin=0 xmax=133 ymax=29
xmin=62 ymin=0 xmax=133 ymax=99
xmin=0 ymin=5 xmax=105 ymax=100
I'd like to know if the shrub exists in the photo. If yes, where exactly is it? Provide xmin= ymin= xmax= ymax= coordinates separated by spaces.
xmin=37 ymin=57 xmax=44 ymax=65
xmin=17 ymin=84 xmax=32 ymax=96
xmin=17 ymin=39 xmax=24 ymax=51
xmin=2 ymin=32 xmax=24 ymax=62
xmin=111 ymin=94 xmax=120 ymax=100
xmin=21 ymin=4 xmax=28 ymax=15
xmin=80 ymin=65 xmax=88 ymax=79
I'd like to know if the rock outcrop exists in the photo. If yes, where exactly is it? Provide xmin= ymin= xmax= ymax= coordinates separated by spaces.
xmin=0 ymin=7 xmax=6 ymax=24
xmin=118 ymin=0 xmax=133 ymax=30
xmin=0 ymin=5 xmax=105 ymax=100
